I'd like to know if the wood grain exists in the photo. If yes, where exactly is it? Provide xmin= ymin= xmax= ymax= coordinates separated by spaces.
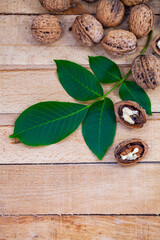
xmin=0 ymin=15 xmax=159 ymax=67
xmin=0 ymin=67 xmax=160 ymax=114
xmin=0 ymin=0 xmax=159 ymax=14
xmin=0 ymin=215 xmax=160 ymax=240
xmin=0 ymin=164 xmax=160 ymax=215
xmin=0 ymin=117 xmax=159 ymax=163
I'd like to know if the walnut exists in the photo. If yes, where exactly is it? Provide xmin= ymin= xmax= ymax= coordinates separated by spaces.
xmin=132 ymin=54 xmax=160 ymax=89
xmin=152 ymin=35 xmax=160 ymax=56
xmin=82 ymin=0 xmax=98 ymax=2
xmin=39 ymin=0 xmax=70 ymax=13
xmin=114 ymin=138 xmax=148 ymax=165
xmin=101 ymin=29 xmax=137 ymax=56
xmin=114 ymin=101 xmax=147 ymax=128
xmin=31 ymin=15 xmax=62 ymax=44
xmin=72 ymin=14 xmax=104 ymax=47
xmin=96 ymin=0 xmax=125 ymax=27
xmin=129 ymin=4 xmax=154 ymax=39
xmin=121 ymin=0 xmax=148 ymax=6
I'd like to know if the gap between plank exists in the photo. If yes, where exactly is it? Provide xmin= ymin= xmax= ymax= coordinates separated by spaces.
xmin=0 ymin=213 xmax=159 ymax=217
xmin=0 ymin=162 xmax=160 ymax=166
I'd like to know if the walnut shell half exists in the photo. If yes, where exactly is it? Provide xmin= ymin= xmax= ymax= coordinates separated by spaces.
xmin=132 ymin=54 xmax=160 ymax=89
xmin=96 ymin=0 xmax=125 ymax=27
xmin=31 ymin=15 xmax=62 ymax=44
xmin=39 ymin=0 xmax=70 ymax=13
xmin=121 ymin=0 xmax=148 ymax=6
xmin=114 ymin=101 xmax=147 ymax=128
xmin=101 ymin=29 xmax=137 ymax=56
xmin=72 ymin=14 xmax=104 ymax=47
xmin=114 ymin=138 xmax=148 ymax=165
xmin=129 ymin=4 xmax=154 ymax=39
xmin=152 ymin=35 xmax=160 ymax=56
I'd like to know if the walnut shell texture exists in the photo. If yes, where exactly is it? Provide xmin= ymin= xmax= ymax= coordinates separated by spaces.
xmin=39 ymin=0 xmax=70 ymax=13
xmin=129 ymin=4 xmax=154 ymax=39
xmin=114 ymin=138 xmax=148 ymax=165
xmin=152 ymin=35 xmax=160 ymax=56
xmin=132 ymin=54 xmax=160 ymax=89
xmin=114 ymin=100 xmax=147 ymax=128
xmin=121 ymin=0 xmax=148 ymax=6
xmin=101 ymin=29 xmax=137 ymax=56
xmin=72 ymin=14 xmax=104 ymax=47
xmin=31 ymin=15 xmax=62 ymax=44
xmin=82 ymin=0 xmax=98 ymax=3
xmin=96 ymin=0 xmax=125 ymax=27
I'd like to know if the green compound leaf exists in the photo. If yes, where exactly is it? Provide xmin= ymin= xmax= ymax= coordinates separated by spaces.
xmin=82 ymin=98 xmax=116 ymax=160
xmin=55 ymin=60 xmax=103 ymax=101
xmin=10 ymin=102 xmax=88 ymax=146
xmin=89 ymin=56 xmax=122 ymax=84
xmin=119 ymin=81 xmax=152 ymax=115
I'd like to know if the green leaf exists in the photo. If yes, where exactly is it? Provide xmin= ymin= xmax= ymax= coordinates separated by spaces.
xmin=54 ymin=60 xmax=103 ymax=101
xmin=89 ymin=56 xmax=122 ymax=84
xmin=119 ymin=81 xmax=152 ymax=115
xmin=10 ymin=102 xmax=88 ymax=146
xmin=82 ymin=98 xmax=116 ymax=160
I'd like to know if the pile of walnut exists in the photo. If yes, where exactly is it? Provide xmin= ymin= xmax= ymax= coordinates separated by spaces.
xmin=31 ymin=0 xmax=160 ymax=165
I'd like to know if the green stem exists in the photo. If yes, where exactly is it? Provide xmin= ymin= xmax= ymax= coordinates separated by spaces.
xmin=141 ymin=30 xmax=153 ymax=55
xmin=88 ymin=30 xmax=153 ymax=108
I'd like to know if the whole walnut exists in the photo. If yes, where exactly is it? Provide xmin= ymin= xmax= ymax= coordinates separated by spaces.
xmin=96 ymin=0 xmax=125 ymax=27
xmin=101 ymin=29 xmax=137 ymax=56
xmin=31 ymin=15 xmax=62 ymax=44
xmin=72 ymin=14 xmax=104 ymax=47
xmin=129 ymin=4 xmax=154 ymax=39
xmin=121 ymin=0 xmax=148 ymax=6
xmin=39 ymin=0 xmax=70 ymax=13
xmin=132 ymin=54 xmax=160 ymax=89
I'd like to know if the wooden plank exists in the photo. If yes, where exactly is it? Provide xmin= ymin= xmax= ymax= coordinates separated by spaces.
xmin=0 ymin=117 xmax=160 ymax=163
xmin=0 ymin=67 xmax=160 ymax=114
xmin=0 ymin=215 xmax=160 ymax=240
xmin=0 ymin=0 xmax=159 ymax=14
xmin=0 ymin=15 xmax=159 ymax=67
xmin=0 ymin=164 xmax=160 ymax=214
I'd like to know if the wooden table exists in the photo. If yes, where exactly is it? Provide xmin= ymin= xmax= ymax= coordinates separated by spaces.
xmin=0 ymin=0 xmax=160 ymax=239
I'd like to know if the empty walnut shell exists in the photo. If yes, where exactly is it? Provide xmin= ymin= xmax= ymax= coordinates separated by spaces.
xmin=152 ymin=35 xmax=160 ymax=56
xmin=132 ymin=54 xmax=160 ymax=89
xmin=72 ymin=14 xmax=104 ymax=47
xmin=31 ymin=15 xmax=62 ymax=44
xmin=115 ymin=138 xmax=148 ymax=165
xmin=39 ymin=0 xmax=70 ymax=13
xmin=101 ymin=29 xmax=137 ymax=56
xmin=129 ymin=4 xmax=154 ymax=39
xmin=96 ymin=0 xmax=125 ymax=27
xmin=114 ymin=101 xmax=147 ymax=128
xmin=121 ymin=0 xmax=148 ymax=6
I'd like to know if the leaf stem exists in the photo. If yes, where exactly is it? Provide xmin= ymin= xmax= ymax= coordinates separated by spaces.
xmin=88 ymin=30 xmax=153 ymax=108
xmin=141 ymin=30 xmax=153 ymax=55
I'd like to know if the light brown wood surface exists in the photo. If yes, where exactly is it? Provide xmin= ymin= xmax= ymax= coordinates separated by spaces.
xmin=0 ymin=164 xmax=160 ymax=214
xmin=0 ymin=0 xmax=160 ymax=239
xmin=0 ymin=216 xmax=160 ymax=240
